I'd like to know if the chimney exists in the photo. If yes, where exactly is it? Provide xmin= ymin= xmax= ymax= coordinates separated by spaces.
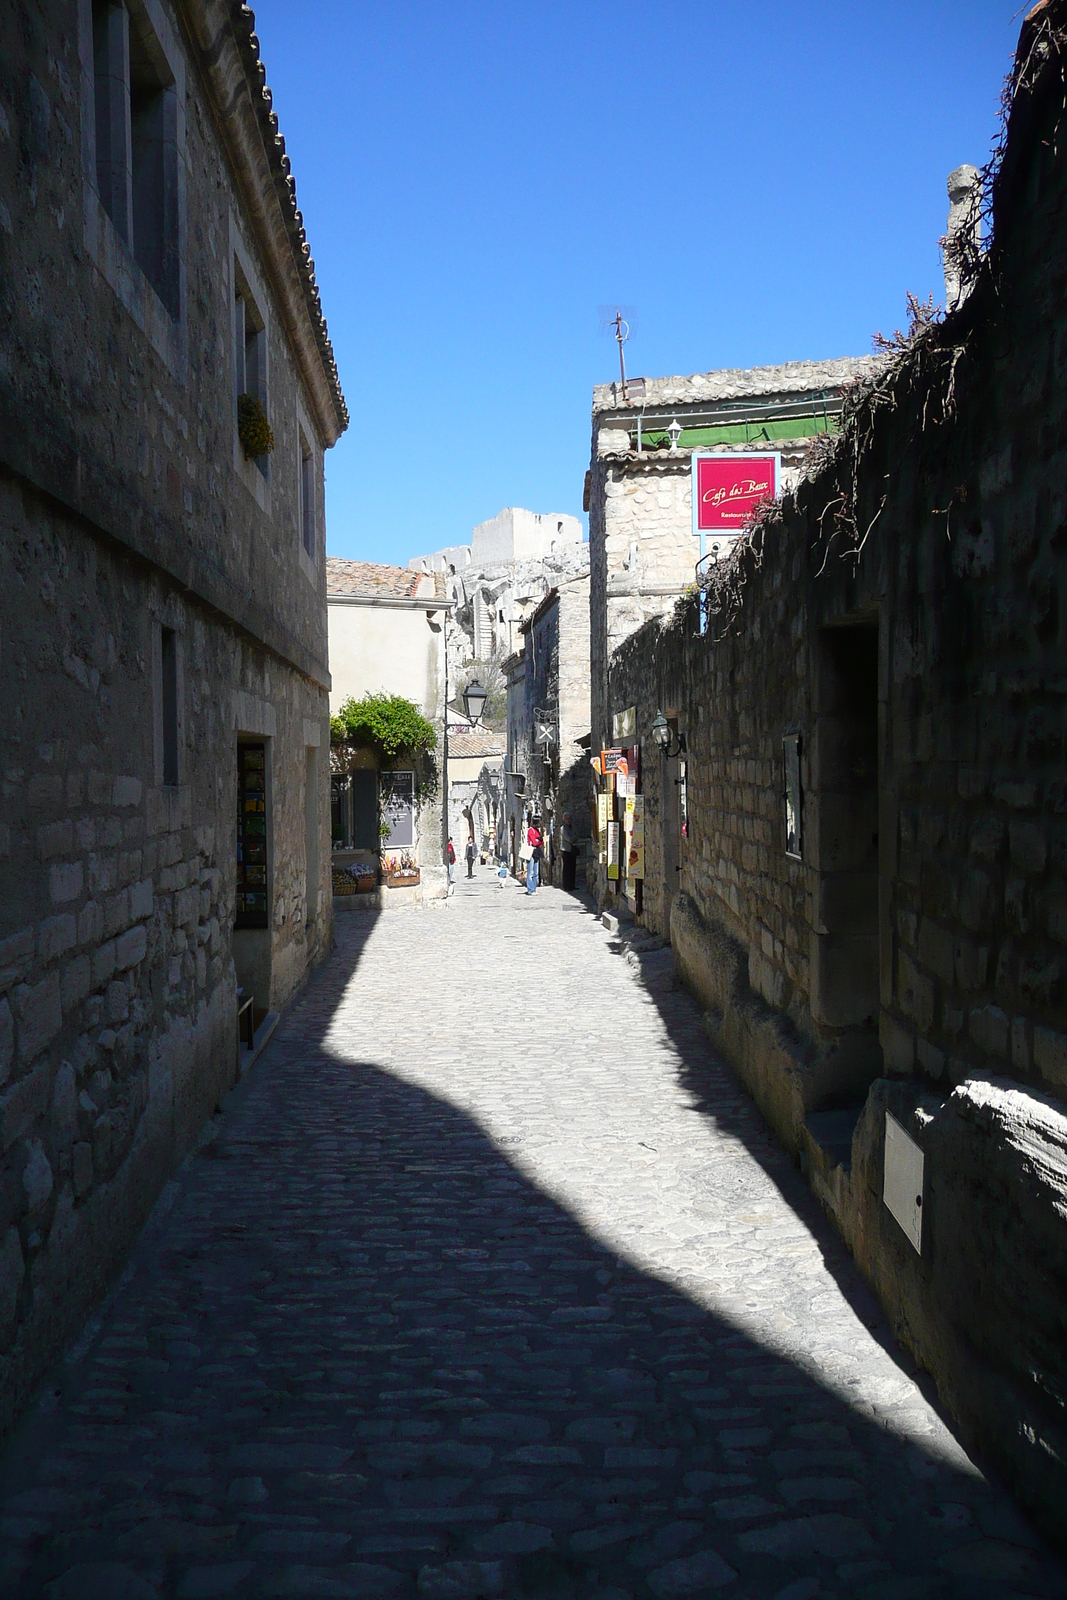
xmin=944 ymin=164 xmax=982 ymax=312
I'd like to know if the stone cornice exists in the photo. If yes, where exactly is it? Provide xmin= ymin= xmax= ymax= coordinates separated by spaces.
xmin=180 ymin=1 xmax=348 ymax=446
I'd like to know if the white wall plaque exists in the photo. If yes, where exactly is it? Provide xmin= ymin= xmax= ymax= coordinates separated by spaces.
xmin=883 ymin=1110 xmax=924 ymax=1254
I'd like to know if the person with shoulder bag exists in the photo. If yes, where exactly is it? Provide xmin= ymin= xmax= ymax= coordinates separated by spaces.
xmin=525 ymin=818 xmax=543 ymax=895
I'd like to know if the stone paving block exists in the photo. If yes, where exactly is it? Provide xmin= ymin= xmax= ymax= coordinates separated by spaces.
xmin=0 ymin=878 xmax=1063 ymax=1600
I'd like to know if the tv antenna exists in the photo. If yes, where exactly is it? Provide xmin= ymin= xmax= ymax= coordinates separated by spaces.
xmin=598 ymin=305 xmax=636 ymax=401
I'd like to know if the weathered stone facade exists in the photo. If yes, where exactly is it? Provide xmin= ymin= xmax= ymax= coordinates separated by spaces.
xmin=586 ymin=357 xmax=883 ymax=793
xmin=598 ymin=5 xmax=1067 ymax=1547
xmin=0 ymin=0 xmax=346 ymax=1429
xmin=502 ymin=575 xmax=591 ymax=880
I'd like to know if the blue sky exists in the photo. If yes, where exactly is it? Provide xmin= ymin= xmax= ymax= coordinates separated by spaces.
xmin=251 ymin=2 xmax=1021 ymax=568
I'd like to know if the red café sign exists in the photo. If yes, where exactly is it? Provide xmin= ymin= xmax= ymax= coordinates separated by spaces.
xmin=693 ymin=452 xmax=779 ymax=533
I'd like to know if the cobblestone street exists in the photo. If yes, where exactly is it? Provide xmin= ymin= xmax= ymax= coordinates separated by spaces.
xmin=0 ymin=875 xmax=1062 ymax=1600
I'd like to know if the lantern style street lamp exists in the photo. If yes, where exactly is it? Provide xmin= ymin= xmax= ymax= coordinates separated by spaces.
xmin=651 ymin=710 xmax=686 ymax=757
xmin=462 ymin=679 xmax=488 ymax=725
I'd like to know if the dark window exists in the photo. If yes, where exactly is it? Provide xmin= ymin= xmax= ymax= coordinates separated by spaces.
xmin=91 ymin=0 xmax=178 ymax=317
xmin=161 ymin=626 xmax=178 ymax=786
xmin=234 ymin=268 xmax=269 ymax=478
xmin=352 ymin=770 xmax=378 ymax=849
xmin=93 ymin=1 xmax=131 ymax=241
xmin=300 ymin=443 xmax=314 ymax=557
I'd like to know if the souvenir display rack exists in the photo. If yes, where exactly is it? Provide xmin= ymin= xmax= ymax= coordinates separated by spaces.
xmin=236 ymin=742 xmax=268 ymax=929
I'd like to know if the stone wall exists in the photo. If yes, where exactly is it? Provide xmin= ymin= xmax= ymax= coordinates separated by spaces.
xmin=601 ymin=9 xmax=1067 ymax=1548
xmin=0 ymin=0 xmax=343 ymax=1430
xmin=511 ymin=577 xmax=591 ymax=876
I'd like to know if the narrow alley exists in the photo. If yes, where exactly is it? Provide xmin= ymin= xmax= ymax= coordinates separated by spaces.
xmin=0 ymin=879 xmax=1061 ymax=1600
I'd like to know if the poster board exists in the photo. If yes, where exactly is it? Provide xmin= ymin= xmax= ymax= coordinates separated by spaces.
xmin=607 ymin=821 xmax=620 ymax=880
xmin=627 ymin=795 xmax=645 ymax=879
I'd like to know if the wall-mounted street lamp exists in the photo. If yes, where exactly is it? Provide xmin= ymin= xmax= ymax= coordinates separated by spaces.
xmin=462 ymin=679 xmax=488 ymax=725
xmin=667 ymin=417 xmax=682 ymax=453
xmin=651 ymin=710 xmax=687 ymax=757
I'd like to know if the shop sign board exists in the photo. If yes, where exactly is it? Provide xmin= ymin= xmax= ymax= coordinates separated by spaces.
xmin=612 ymin=706 xmax=636 ymax=741
xmin=607 ymin=821 xmax=620 ymax=880
xmin=627 ymin=795 xmax=645 ymax=879
xmin=692 ymin=451 xmax=781 ymax=533
xmin=601 ymin=748 xmax=627 ymax=775
xmin=597 ymin=793 xmax=609 ymax=862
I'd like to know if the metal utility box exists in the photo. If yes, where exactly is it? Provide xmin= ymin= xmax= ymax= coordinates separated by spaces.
xmin=883 ymin=1111 xmax=924 ymax=1254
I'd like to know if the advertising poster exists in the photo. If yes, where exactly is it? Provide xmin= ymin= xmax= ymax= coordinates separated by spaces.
xmin=628 ymin=796 xmax=645 ymax=879
xmin=607 ymin=821 xmax=620 ymax=880
xmin=602 ymin=749 xmax=627 ymax=776
xmin=597 ymin=793 xmax=609 ymax=862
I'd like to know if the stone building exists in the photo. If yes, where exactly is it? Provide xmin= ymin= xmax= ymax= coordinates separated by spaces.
xmin=0 ymin=1 xmax=346 ymax=1428
xmin=502 ymin=575 xmax=591 ymax=882
xmin=596 ymin=3 xmax=1067 ymax=1547
xmin=445 ymin=726 xmax=506 ymax=860
xmin=326 ymin=559 xmax=448 ymax=899
xmin=585 ymin=355 xmax=883 ymax=787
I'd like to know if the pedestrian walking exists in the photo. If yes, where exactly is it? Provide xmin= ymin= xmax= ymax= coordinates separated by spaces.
xmin=526 ymin=818 xmax=543 ymax=895
xmin=465 ymin=837 xmax=476 ymax=878
xmin=446 ymin=837 xmax=456 ymax=893
xmin=560 ymin=812 xmax=577 ymax=891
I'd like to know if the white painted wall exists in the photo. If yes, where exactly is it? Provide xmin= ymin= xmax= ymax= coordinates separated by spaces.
xmin=327 ymin=601 xmax=444 ymax=720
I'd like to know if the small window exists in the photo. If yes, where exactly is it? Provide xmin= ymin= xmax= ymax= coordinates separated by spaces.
xmin=93 ymin=1 xmax=132 ymax=241
xmin=92 ymin=0 xmax=178 ymax=317
xmin=161 ymin=626 xmax=178 ymax=786
xmin=300 ymin=438 xmax=314 ymax=558
xmin=234 ymin=264 xmax=270 ymax=479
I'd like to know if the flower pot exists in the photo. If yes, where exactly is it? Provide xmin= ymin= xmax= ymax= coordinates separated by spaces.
xmin=385 ymin=870 xmax=420 ymax=888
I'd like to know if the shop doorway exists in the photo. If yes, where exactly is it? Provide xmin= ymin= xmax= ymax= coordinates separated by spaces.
xmin=234 ymin=738 xmax=271 ymax=1021
xmin=812 ymin=621 xmax=880 ymax=1038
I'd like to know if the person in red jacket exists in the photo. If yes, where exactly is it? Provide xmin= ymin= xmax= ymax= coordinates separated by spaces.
xmin=526 ymin=819 xmax=543 ymax=895
xmin=446 ymin=837 xmax=456 ymax=893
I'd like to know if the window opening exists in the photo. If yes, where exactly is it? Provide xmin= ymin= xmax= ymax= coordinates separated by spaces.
xmin=234 ymin=266 xmax=269 ymax=478
xmin=236 ymin=743 xmax=268 ymax=929
xmin=92 ymin=0 xmax=132 ymax=241
xmin=300 ymin=440 xmax=314 ymax=557
xmin=129 ymin=13 xmax=177 ymax=315
xmin=161 ymin=626 xmax=178 ymax=786
xmin=92 ymin=0 xmax=178 ymax=316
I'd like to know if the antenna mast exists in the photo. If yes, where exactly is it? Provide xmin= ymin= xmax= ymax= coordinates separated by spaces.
xmin=612 ymin=307 xmax=630 ymax=401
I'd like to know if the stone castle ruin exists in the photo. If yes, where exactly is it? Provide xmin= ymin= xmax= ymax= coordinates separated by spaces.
xmin=409 ymin=507 xmax=588 ymax=684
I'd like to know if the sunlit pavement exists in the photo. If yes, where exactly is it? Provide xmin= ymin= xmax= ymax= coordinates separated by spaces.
xmin=0 ymin=870 xmax=1063 ymax=1599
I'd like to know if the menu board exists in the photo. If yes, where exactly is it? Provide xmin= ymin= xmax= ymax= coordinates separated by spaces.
xmin=607 ymin=821 xmax=620 ymax=881
xmin=236 ymin=742 xmax=268 ymax=929
xmin=627 ymin=795 xmax=645 ymax=880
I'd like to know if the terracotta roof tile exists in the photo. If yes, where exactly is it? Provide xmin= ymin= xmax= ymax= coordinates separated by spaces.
xmin=326 ymin=558 xmax=445 ymax=600
xmin=232 ymin=4 xmax=347 ymax=435
xmin=449 ymin=730 xmax=506 ymax=758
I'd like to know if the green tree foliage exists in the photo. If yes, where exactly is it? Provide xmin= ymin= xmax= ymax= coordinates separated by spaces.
xmin=331 ymin=693 xmax=437 ymax=762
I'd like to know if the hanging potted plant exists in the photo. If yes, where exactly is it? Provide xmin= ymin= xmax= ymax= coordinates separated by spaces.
xmin=237 ymin=392 xmax=274 ymax=460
